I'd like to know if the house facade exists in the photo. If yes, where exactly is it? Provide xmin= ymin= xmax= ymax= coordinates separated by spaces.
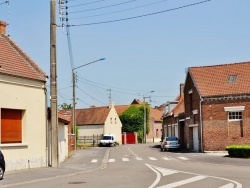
xmin=75 ymin=102 xmax=122 ymax=144
xmin=184 ymin=61 xmax=250 ymax=151
xmin=0 ymin=21 xmax=48 ymax=170
xmin=162 ymin=84 xmax=185 ymax=147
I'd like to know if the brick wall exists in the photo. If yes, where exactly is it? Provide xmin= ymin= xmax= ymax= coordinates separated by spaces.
xmin=202 ymin=100 xmax=250 ymax=150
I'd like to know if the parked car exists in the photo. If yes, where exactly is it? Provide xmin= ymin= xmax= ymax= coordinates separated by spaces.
xmin=160 ymin=136 xmax=180 ymax=151
xmin=0 ymin=150 xmax=5 ymax=180
xmin=99 ymin=134 xmax=117 ymax=147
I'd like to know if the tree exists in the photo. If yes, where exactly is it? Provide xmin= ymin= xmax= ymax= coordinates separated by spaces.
xmin=119 ymin=104 xmax=150 ymax=142
xmin=59 ymin=103 xmax=72 ymax=109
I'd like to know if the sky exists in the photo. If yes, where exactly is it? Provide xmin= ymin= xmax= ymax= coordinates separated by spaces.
xmin=1 ymin=0 xmax=250 ymax=109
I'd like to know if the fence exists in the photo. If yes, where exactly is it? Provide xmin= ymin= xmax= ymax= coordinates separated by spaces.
xmin=78 ymin=135 xmax=103 ymax=147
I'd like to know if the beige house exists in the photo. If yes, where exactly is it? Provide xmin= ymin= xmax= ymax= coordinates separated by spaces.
xmin=76 ymin=102 xmax=122 ymax=144
xmin=0 ymin=21 xmax=48 ymax=171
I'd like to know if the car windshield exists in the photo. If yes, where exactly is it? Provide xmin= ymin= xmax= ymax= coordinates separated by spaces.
xmin=102 ymin=136 xmax=112 ymax=140
xmin=166 ymin=137 xmax=178 ymax=141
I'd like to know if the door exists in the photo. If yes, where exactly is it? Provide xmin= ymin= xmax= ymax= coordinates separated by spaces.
xmin=193 ymin=126 xmax=199 ymax=151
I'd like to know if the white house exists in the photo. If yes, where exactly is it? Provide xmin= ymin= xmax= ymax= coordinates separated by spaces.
xmin=0 ymin=21 xmax=48 ymax=171
xmin=75 ymin=102 xmax=122 ymax=144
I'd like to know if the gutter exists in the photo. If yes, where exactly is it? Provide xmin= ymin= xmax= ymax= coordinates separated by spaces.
xmin=199 ymin=96 xmax=204 ymax=152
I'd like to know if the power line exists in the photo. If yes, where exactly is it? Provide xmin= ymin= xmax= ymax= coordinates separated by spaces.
xmin=77 ymin=85 xmax=106 ymax=105
xmin=68 ymin=0 xmax=107 ymax=8
xmin=69 ymin=0 xmax=139 ymax=13
xmin=70 ymin=0 xmax=170 ymax=20
xmin=67 ymin=0 xmax=212 ymax=27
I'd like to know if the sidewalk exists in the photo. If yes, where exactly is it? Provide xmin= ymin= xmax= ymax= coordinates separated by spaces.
xmin=0 ymin=147 xmax=109 ymax=187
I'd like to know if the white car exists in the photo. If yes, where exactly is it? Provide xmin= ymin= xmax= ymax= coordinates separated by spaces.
xmin=160 ymin=136 xmax=180 ymax=151
xmin=99 ymin=134 xmax=116 ymax=147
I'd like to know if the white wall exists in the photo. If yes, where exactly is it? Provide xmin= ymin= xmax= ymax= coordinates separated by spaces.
xmin=78 ymin=125 xmax=104 ymax=136
xmin=0 ymin=75 xmax=47 ymax=171
xmin=58 ymin=123 xmax=68 ymax=163
xmin=104 ymin=105 xmax=122 ymax=144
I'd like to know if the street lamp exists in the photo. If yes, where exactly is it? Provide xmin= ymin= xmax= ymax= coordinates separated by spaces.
xmin=72 ymin=58 xmax=105 ymax=150
xmin=143 ymin=91 xmax=154 ymax=143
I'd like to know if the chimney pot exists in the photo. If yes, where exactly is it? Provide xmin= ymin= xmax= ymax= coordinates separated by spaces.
xmin=0 ymin=20 xmax=7 ymax=35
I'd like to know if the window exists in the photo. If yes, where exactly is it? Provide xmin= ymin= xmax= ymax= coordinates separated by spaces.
xmin=1 ymin=109 xmax=22 ymax=144
xmin=224 ymin=106 xmax=245 ymax=121
xmin=110 ymin=118 xmax=112 ymax=124
xmin=228 ymin=75 xmax=237 ymax=83
xmin=228 ymin=111 xmax=242 ymax=121
xmin=115 ymin=118 xmax=117 ymax=124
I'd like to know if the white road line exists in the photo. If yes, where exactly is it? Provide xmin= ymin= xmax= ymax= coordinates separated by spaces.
xmin=156 ymin=175 xmax=206 ymax=188
xmin=219 ymin=183 xmax=235 ymax=188
xmin=178 ymin=156 xmax=189 ymax=160
xmin=162 ymin=157 xmax=170 ymax=160
xmin=108 ymin=159 xmax=115 ymax=163
xmin=149 ymin=157 xmax=157 ymax=160
xmin=91 ymin=159 xmax=98 ymax=163
xmin=122 ymin=158 xmax=129 ymax=162
xmin=136 ymin=157 xmax=143 ymax=160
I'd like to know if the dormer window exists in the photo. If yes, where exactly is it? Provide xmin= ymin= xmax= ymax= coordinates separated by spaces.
xmin=228 ymin=75 xmax=237 ymax=83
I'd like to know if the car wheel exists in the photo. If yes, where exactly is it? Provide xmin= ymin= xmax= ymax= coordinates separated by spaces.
xmin=0 ymin=166 xmax=4 ymax=180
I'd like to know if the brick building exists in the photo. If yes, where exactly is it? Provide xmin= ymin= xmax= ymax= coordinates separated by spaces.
xmin=184 ymin=61 xmax=250 ymax=151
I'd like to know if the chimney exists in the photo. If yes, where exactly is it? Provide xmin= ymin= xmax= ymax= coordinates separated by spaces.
xmin=180 ymin=83 xmax=184 ymax=97
xmin=0 ymin=21 xmax=7 ymax=35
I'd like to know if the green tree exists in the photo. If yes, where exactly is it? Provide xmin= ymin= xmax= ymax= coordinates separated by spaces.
xmin=59 ymin=103 xmax=72 ymax=109
xmin=119 ymin=104 xmax=150 ymax=143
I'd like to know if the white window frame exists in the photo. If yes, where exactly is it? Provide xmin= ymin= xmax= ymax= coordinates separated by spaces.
xmin=224 ymin=106 xmax=245 ymax=122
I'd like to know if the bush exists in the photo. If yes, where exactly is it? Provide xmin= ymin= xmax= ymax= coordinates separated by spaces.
xmin=225 ymin=145 xmax=250 ymax=158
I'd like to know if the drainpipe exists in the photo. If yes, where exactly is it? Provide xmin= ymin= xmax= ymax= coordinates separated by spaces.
xmin=199 ymin=97 xmax=204 ymax=152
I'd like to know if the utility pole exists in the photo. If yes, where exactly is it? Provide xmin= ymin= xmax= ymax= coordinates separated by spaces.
xmin=72 ymin=72 xmax=76 ymax=151
xmin=50 ymin=0 xmax=59 ymax=167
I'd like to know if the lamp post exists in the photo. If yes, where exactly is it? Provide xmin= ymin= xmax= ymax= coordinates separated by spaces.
xmin=143 ymin=91 xmax=154 ymax=143
xmin=72 ymin=58 xmax=105 ymax=150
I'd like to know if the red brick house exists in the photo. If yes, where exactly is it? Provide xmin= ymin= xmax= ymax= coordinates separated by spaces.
xmin=162 ymin=84 xmax=185 ymax=147
xmin=184 ymin=61 xmax=250 ymax=151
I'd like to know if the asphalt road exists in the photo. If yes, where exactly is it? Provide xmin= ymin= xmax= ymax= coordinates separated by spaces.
xmin=1 ymin=144 xmax=249 ymax=188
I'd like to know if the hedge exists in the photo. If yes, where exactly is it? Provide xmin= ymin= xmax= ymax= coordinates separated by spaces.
xmin=225 ymin=145 xmax=250 ymax=158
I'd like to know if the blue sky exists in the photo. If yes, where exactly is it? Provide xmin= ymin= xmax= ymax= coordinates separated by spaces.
xmin=1 ymin=0 xmax=250 ymax=108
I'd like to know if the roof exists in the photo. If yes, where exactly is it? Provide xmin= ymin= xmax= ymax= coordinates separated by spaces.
xmin=0 ymin=34 xmax=47 ymax=82
xmin=172 ymin=95 xmax=184 ymax=116
xmin=188 ymin=61 xmax=250 ymax=97
xmin=115 ymin=105 xmax=129 ymax=115
xmin=58 ymin=111 xmax=71 ymax=124
xmin=150 ymin=108 xmax=163 ymax=122
xmin=76 ymin=106 xmax=111 ymax=125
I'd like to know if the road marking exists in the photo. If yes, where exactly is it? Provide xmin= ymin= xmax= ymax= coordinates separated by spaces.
xmin=162 ymin=157 xmax=170 ymax=160
xmin=149 ymin=157 xmax=157 ymax=160
xmin=153 ymin=166 xmax=178 ymax=176
xmin=136 ymin=157 xmax=143 ymax=160
xmin=156 ymin=175 xmax=206 ymax=188
xmin=178 ymin=156 xmax=189 ymax=160
xmin=219 ymin=183 xmax=235 ymax=188
xmin=146 ymin=164 xmax=242 ymax=188
xmin=108 ymin=159 xmax=115 ymax=162
xmin=122 ymin=158 xmax=129 ymax=162
xmin=91 ymin=159 xmax=98 ymax=163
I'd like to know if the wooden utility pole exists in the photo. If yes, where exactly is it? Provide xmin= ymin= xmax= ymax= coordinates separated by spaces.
xmin=50 ymin=0 xmax=59 ymax=167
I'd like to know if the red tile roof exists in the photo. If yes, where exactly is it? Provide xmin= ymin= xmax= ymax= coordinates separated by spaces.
xmin=115 ymin=105 xmax=129 ymax=115
xmin=172 ymin=95 xmax=184 ymax=116
xmin=76 ymin=106 xmax=111 ymax=125
xmin=150 ymin=108 xmax=163 ymax=122
xmin=189 ymin=61 xmax=250 ymax=97
xmin=0 ymin=34 xmax=47 ymax=82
